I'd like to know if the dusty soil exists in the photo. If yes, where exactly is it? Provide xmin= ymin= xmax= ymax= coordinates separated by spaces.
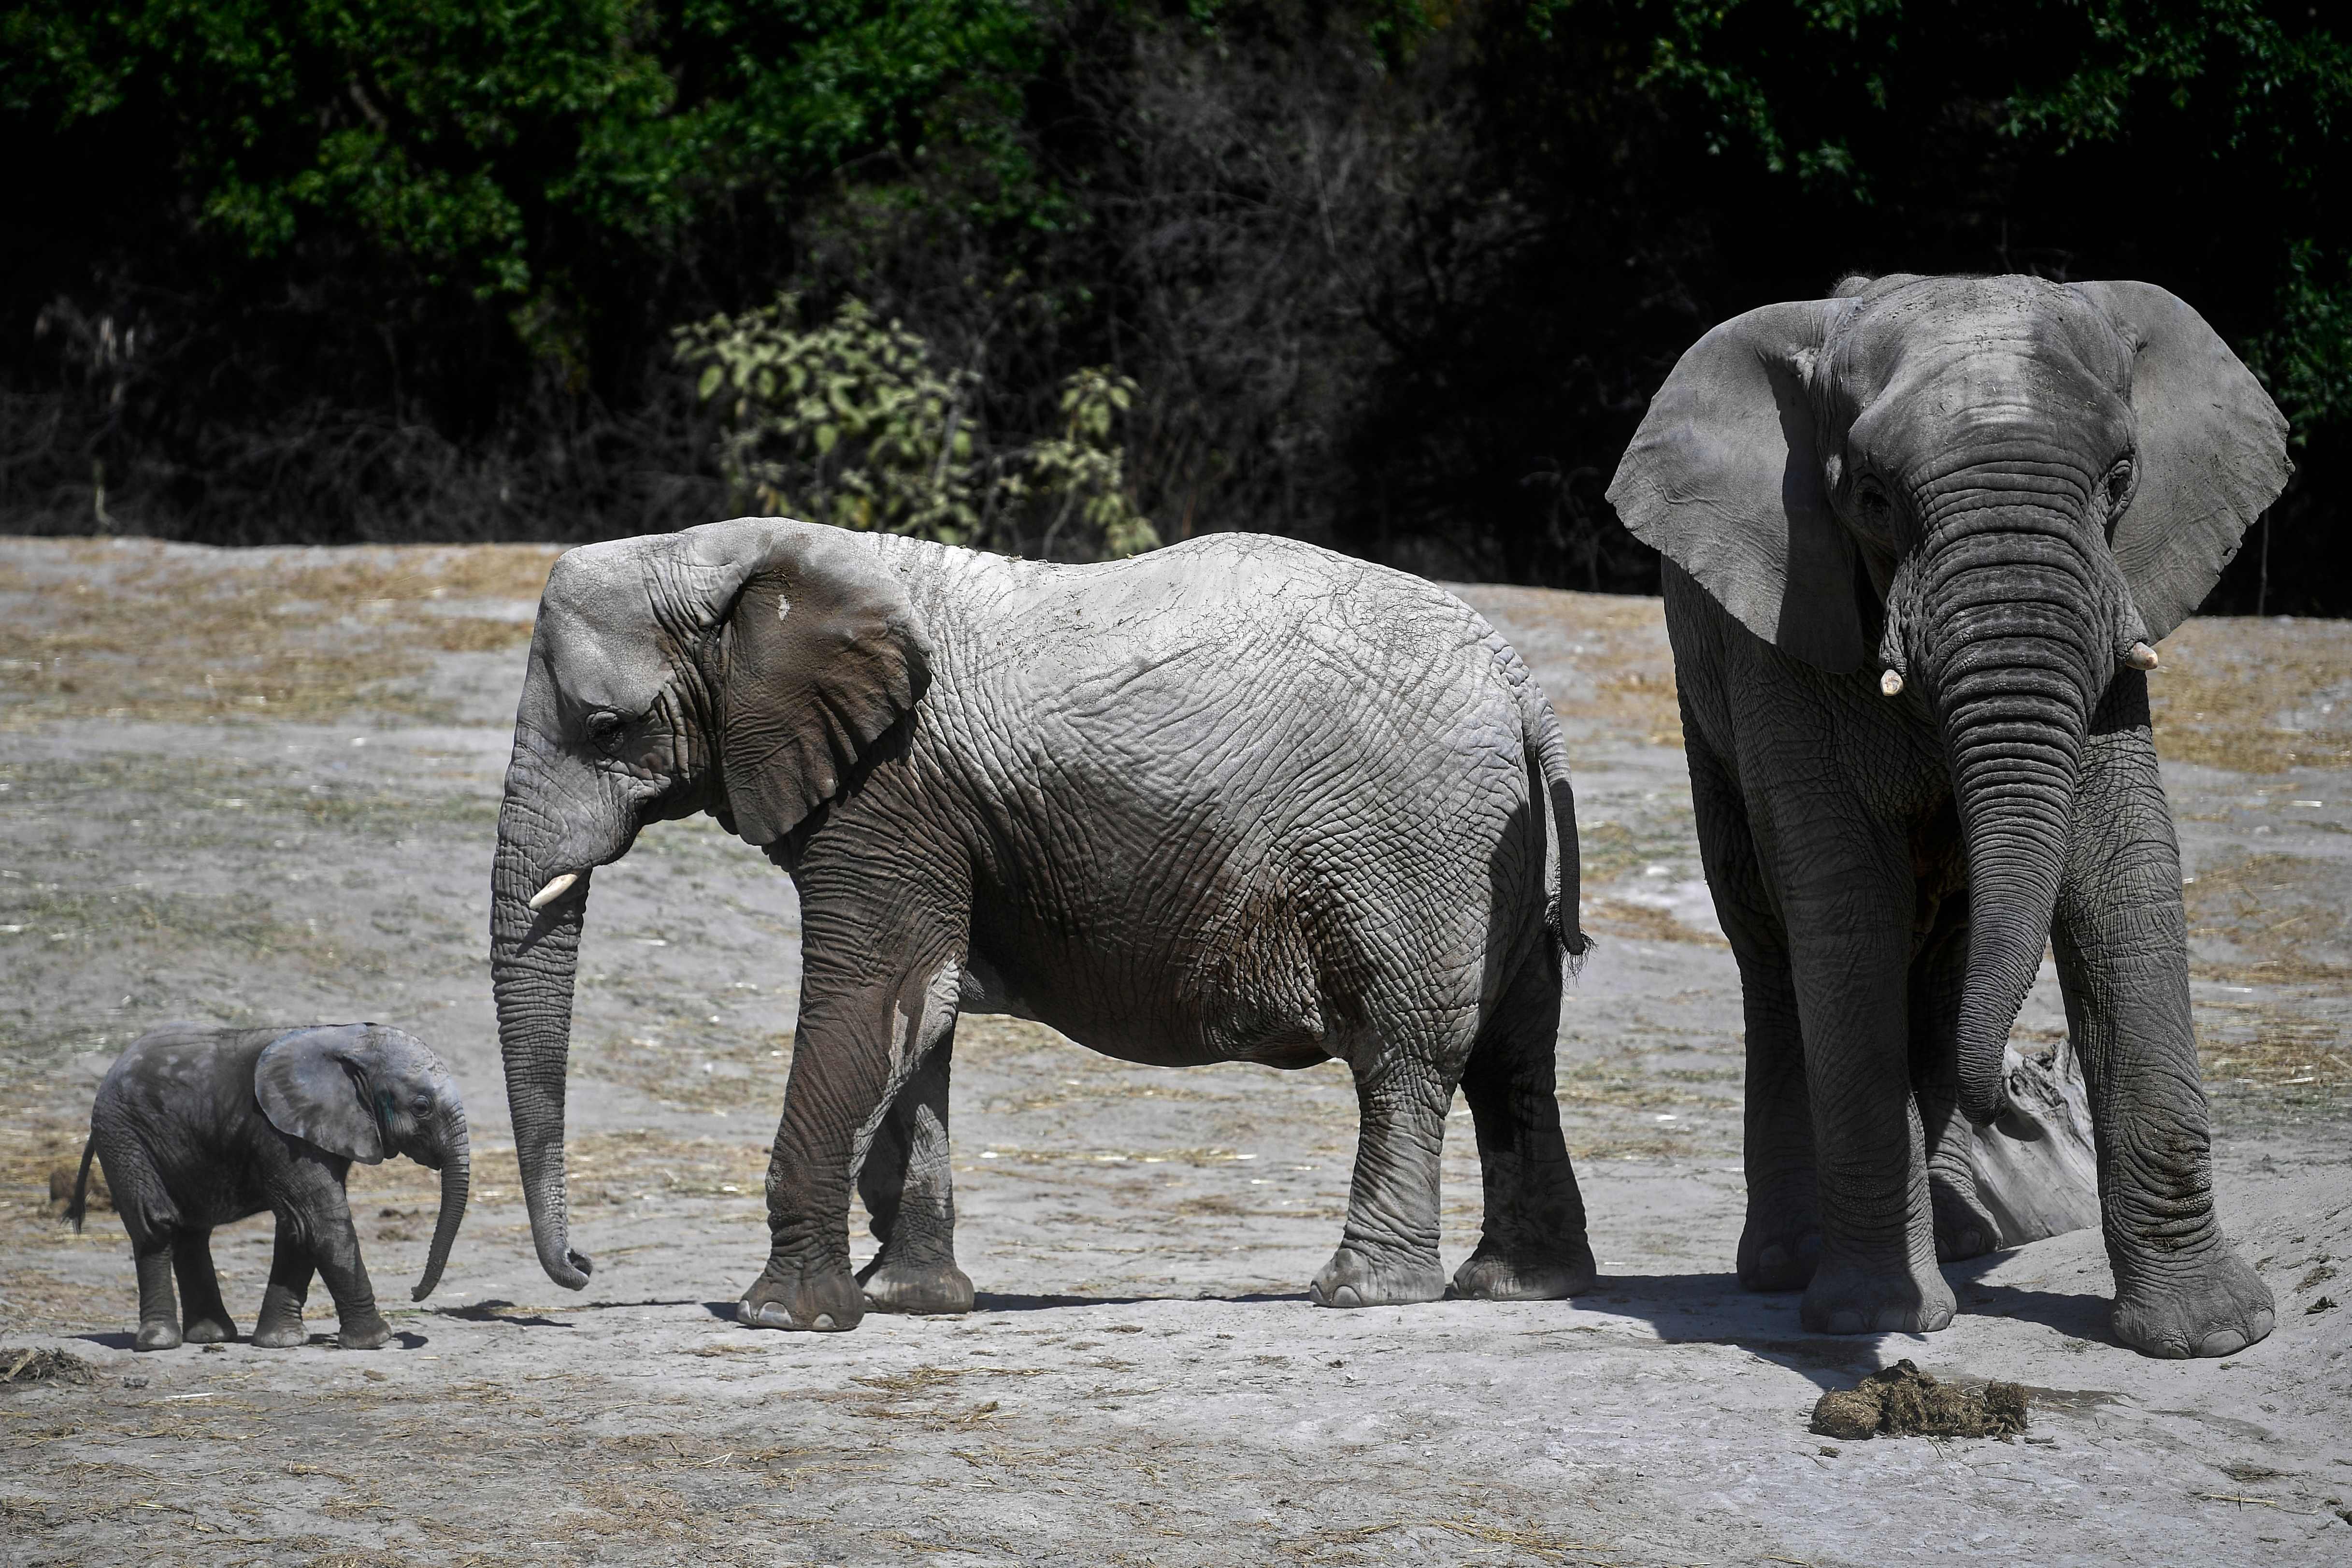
xmin=2 ymin=536 xmax=2348 ymax=1567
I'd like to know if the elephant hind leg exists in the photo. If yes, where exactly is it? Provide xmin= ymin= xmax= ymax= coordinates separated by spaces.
xmin=1451 ymin=950 xmax=1593 ymax=1302
xmin=132 ymin=1246 xmax=182 ymax=1352
xmin=855 ymin=1034 xmax=975 ymax=1315
xmin=252 ymin=1216 xmax=316 ymax=1349
xmin=1310 ymin=1004 xmax=1470 ymax=1310
xmin=172 ymin=1231 xmax=237 ymax=1344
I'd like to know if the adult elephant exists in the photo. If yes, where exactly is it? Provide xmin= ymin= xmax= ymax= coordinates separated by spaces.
xmin=1606 ymin=273 xmax=2285 ymax=1357
xmin=488 ymin=522 xmax=1593 ymax=1331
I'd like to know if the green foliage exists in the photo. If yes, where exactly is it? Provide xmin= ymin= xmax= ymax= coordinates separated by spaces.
xmin=674 ymin=296 xmax=1158 ymax=557
xmin=0 ymin=0 xmax=1043 ymax=297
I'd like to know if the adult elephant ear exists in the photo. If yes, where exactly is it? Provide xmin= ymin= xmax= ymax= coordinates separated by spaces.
xmin=255 ymin=1025 xmax=385 ymax=1164
xmin=679 ymin=517 xmax=933 ymax=848
xmin=2071 ymin=281 xmax=2292 ymax=641
xmin=1606 ymin=298 xmax=1869 ymax=673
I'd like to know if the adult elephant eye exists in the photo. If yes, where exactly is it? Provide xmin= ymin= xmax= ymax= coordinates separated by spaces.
xmin=587 ymin=712 xmax=626 ymax=757
xmin=2102 ymin=457 xmax=2136 ymax=529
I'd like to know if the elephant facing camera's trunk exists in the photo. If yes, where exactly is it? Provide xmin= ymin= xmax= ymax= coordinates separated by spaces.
xmin=1610 ymin=272 xmax=2284 ymax=1357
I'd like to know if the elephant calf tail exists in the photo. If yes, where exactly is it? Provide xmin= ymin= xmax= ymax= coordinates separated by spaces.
xmin=65 ymin=1136 xmax=96 ymax=1233
xmin=1497 ymin=637 xmax=1591 ymax=970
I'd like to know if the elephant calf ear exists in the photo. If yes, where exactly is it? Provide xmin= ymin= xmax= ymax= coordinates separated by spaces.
xmin=685 ymin=518 xmax=933 ymax=848
xmin=1606 ymin=298 xmax=1869 ymax=674
xmin=2073 ymin=281 xmax=2293 ymax=642
xmin=255 ymin=1026 xmax=385 ymax=1164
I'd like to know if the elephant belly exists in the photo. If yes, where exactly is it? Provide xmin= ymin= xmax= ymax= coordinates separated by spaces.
xmin=967 ymin=899 xmax=1334 ymax=1072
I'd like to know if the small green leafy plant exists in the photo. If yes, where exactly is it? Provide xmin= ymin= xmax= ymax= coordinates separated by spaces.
xmin=674 ymin=296 xmax=1158 ymax=559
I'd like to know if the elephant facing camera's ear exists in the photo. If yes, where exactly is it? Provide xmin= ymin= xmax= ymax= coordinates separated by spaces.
xmin=255 ymin=1025 xmax=385 ymax=1164
xmin=2069 ymin=281 xmax=2292 ymax=642
xmin=679 ymin=518 xmax=933 ymax=848
xmin=1605 ymin=298 xmax=1871 ymax=674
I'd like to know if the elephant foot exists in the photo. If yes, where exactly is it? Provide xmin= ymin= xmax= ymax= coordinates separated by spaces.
xmin=1800 ymin=1258 xmax=1955 ymax=1336
xmin=335 ymin=1312 xmax=392 ymax=1351
xmin=1736 ymin=1219 xmax=1821 ymax=1293
xmin=2111 ymin=1247 xmax=2275 ymax=1359
xmin=1449 ymin=1238 xmax=1596 ymax=1301
xmin=1929 ymin=1167 xmax=2002 ymax=1262
xmin=134 ymin=1320 xmax=182 ymax=1352
xmin=252 ymin=1285 xmax=307 ymax=1348
xmin=858 ymin=1259 xmax=975 ymax=1315
xmin=1307 ymin=1246 xmax=1445 ymax=1309
xmin=741 ymin=1261 xmax=865 ymax=1332
xmin=180 ymin=1315 xmax=238 ymax=1345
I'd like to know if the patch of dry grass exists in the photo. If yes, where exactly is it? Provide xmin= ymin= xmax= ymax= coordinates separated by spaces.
xmin=2151 ymin=617 xmax=2352 ymax=774
xmin=1584 ymin=898 xmax=1724 ymax=948
xmin=0 ymin=539 xmax=557 ymax=729
xmin=2185 ymin=852 xmax=2352 ymax=987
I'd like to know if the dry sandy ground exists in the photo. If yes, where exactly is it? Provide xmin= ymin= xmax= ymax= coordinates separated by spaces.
xmin=1 ymin=535 xmax=2347 ymax=1567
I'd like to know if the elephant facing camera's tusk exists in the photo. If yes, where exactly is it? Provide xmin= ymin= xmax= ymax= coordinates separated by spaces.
xmin=2124 ymin=642 xmax=2160 ymax=671
xmin=1880 ymin=669 xmax=1905 ymax=697
xmin=528 ymin=873 xmax=579 ymax=911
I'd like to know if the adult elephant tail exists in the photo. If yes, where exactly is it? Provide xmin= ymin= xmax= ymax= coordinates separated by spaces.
xmin=65 ymin=1136 xmax=97 ymax=1233
xmin=1499 ymin=640 xmax=1590 ymax=966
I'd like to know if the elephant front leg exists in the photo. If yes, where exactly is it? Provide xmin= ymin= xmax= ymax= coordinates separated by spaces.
xmin=1779 ymin=842 xmax=1954 ymax=1335
xmin=1688 ymin=743 xmax=1819 ymax=1291
xmin=171 ymin=1231 xmax=238 ymax=1344
xmin=1908 ymin=889 xmax=2005 ymax=1263
xmin=856 ymin=1034 xmax=975 ymax=1315
xmin=2055 ymin=675 xmax=2273 ymax=1358
xmin=272 ymin=1164 xmax=390 ymax=1350
xmin=744 ymin=954 xmax=963 ymax=1334
xmin=1311 ymin=1057 xmax=1452 ymax=1308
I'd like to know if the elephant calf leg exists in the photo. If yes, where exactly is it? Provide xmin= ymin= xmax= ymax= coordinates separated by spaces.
xmin=252 ymin=1220 xmax=317 ymax=1349
xmin=1450 ymin=973 xmax=1593 ymax=1301
xmin=1311 ymin=1057 xmax=1453 ymax=1309
xmin=855 ymin=1041 xmax=975 ymax=1316
xmin=132 ymin=1244 xmax=182 ymax=1352
xmin=172 ymin=1231 xmax=238 ymax=1344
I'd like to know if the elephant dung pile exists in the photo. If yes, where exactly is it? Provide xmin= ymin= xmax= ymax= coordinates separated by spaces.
xmin=0 ymin=1348 xmax=95 ymax=1390
xmin=1809 ymin=1360 xmax=2029 ymax=1441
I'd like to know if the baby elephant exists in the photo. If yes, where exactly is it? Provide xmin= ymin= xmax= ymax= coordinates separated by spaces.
xmin=70 ymin=1022 xmax=470 ymax=1351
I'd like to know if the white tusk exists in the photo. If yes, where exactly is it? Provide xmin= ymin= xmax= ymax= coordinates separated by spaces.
xmin=2124 ymin=642 xmax=2159 ymax=671
xmin=528 ymin=873 xmax=579 ymax=911
xmin=1879 ymin=669 xmax=1905 ymax=697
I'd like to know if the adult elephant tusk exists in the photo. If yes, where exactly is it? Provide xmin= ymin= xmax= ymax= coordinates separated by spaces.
xmin=528 ymin=873 xmax=579 ymax=911
xmin=1880 ymin=669 xmax=1906 ymax=697
xmin=2124 ymin=642 xmax=2160 ymax=671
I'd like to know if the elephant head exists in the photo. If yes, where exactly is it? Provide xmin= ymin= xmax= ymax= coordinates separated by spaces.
xmin=488 ymin=518 xmax=931 ymax=1288
xmin=254 ymin=1023 xmax=471 ymax=1300
xmin=1607 ymin=274 xmax=2289 ymax=1126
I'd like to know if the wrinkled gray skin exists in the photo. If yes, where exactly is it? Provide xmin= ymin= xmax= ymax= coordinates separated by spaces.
xmin=1607 ymin=274 xmax=2288 ymax=1356
xmin=73 ymin=1022 xmax=470 ymax=1351
xmin=490 ymin=523 xmax=1592 ymax=1331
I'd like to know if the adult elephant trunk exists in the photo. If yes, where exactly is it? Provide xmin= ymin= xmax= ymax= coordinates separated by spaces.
xmin=489 ymin=779 xmax=600 ymax=1290
xmin=412 ymin=1108 xmax=471 ymax=1301
xmin=1911 ymin=502 xmax=2107 ymax=1128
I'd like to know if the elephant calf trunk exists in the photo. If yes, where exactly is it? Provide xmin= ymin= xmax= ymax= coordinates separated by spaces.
xmin=413 ymin=1116 xmax=471 ymax=1302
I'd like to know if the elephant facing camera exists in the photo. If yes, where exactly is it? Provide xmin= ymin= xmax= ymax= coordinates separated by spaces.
xmin=71 ymin=1022 xmax=471 ymax=1352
